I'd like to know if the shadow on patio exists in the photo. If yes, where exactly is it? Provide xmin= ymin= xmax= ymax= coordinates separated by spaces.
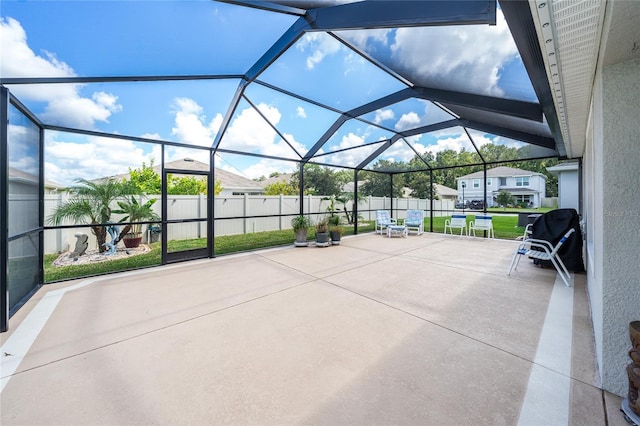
xmin=0 ymin=233 xmax=627 ymax=425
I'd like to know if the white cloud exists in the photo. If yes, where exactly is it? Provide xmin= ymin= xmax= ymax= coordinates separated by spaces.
xmin=240 ymin=159 xmax=297 ymax=180
xmin=425 ymin=135 xmax=468 ymax=155
xmin=140 ymin=133 xmax=162 ymax=140
xmin=221 ymin=103 xmax=306 ymax=160
xmin=382 ymin=139 xmax=427 ymax=163
xmin=170 ymin=97 xmax=223 ymax=147
xmin=40 ymin=93 xmax=121 ymax=129
xmin=340 ymin=28 xmax=390 ymax=51
xmin=323 ymin=132 xmax=373 ymax=167
xmin=44 ymin=131 xmax=158 ymax=185
xmin=422 ymin=131 xmax=491 ymax=157
xmin=374 ymin=108 xmax=394 ymax=124
xmin=337 ymin=132 xmax=365 ymax=150
xmin=390 ymin=9 xmax=517 ymax=96
xmin=0 ymin=18 xmax=73 ymax=79
xmin=168 ymin=100 xmax=305 ymax=177
xmin=395 ymin=112 xmax=421 ymax=131
xmin=296 ymin=106 xmax=307 ymax=118
xmin=10 ymin=156 xmax=39 ymax=177
xmin=296 ymin=32 xmax=342 ymax=70
xmin=0 ymin=17 xmax=122 ymax=128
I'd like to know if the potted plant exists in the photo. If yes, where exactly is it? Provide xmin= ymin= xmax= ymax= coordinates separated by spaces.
xmin=112 ymin=196 xmax=160 ymax=248
xmin=315 ymin=217 xmax=330 ymax=247
xmin=291 ymin=215 xmax=311 ymax=247
xmin=328 ymin=215 xmax=343 ymax=245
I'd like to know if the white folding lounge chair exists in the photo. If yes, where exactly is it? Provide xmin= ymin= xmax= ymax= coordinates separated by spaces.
xmin=405 ymin=209 xmax=424 ymax=235
xmin=508 ymin=228 xmax=575 ymax=287
xmin=375 ymin=210 xmax=396 ymax=234
xmin=444 ymin=214 xmax=467 ymax=236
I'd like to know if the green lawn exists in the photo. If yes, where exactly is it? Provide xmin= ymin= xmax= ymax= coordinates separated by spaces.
xmin=426 ymin=214 xmax=525 ymax=239
xmin=44 ymin=216 xmax=519 ymax=283
xmin=44 ymin=245 xmax=163 ymax=283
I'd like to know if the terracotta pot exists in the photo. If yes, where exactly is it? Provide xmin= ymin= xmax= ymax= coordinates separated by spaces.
xmin=123 ymin=235 xmax=142 ymax=248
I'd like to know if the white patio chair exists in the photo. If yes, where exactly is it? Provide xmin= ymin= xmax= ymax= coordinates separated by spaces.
xmin=507 ymin=228 xmax=575 ymax=287
xmin=375 ymin=210 xmax=396 ymax=234
xmin=444 ymin=214 xmax=467 ymax=236
xmin=405 ymin=209 xmax=424 ymax=235
xmin=469 ymin=215 xmax=494 ymax=238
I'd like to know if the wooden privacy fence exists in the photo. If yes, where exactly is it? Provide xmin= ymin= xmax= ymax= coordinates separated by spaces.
xmin=41 ymin=193 xmax=454 ymax=254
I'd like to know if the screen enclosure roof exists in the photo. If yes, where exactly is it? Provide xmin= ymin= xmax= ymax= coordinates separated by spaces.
xmin=1 ymin=0 xmax=565 ymax=179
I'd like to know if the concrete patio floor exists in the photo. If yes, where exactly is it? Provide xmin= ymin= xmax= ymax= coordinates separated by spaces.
xmin=0 ymin=232 xmax=629 ymax=425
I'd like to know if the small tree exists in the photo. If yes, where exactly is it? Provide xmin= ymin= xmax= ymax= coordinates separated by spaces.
xmin=122 ymin=161 xmax=223 ymax=195
xmin=48 ymin=178 xmax=131 ymax=252
xmin=264 ymin=181 xmax=296 ymax=195
xmin=496 ymin=190 xmax=515 ymax=211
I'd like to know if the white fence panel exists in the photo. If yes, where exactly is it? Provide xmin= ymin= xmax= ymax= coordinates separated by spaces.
xmin=44 ymin=193 xmax=450 ymax=254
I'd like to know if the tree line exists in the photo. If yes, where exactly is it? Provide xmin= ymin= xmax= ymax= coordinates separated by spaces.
xmin=260 ymin=144 xmax=558 ymax=198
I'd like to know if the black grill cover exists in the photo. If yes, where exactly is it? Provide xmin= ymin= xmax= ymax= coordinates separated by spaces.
xmin=530 ymin=208 xmax=584 ymax=272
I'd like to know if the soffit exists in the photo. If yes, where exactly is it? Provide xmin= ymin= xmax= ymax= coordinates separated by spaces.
xmin=530 ymin=0 xmax=606 ymax=160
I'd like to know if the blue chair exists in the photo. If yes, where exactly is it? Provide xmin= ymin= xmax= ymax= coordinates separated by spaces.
xmin=375 ymin=210 xmax=396 ymax=234
xmin=405 ymin=209 xmax=424 ymax=235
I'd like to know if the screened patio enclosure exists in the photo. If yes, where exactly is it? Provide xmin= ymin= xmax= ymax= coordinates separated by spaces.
xmin=1 ymin=0 xmax=568 ymax=331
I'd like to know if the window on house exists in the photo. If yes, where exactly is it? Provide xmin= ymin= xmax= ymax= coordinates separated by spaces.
xmin=486 ymin=178 xmax=492 ymax=186
xmin=499 ymin=177 xmax=507 ymax=186
xmin=514 ymin=195 xmax=532 ymax=205
xmin=473 ymin=179 xmax=480 ymax=188
xmin=515 ymin=177 xmax=530 ymax=186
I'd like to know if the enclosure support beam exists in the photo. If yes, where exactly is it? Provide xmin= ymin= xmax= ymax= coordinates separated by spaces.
xmin=1 ymin=87 xmax=9 ymax=332
xmin=308 ymin=1 xmax=496 ymax=30
xmin=353 ymin=169 xmax=359 ymax=235
xmin=390 ymin=174 xmax=394 ymax=217
xmin=429 ymin=170 xmax=434 ymax=233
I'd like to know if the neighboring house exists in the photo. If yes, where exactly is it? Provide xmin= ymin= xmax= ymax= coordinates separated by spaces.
xmin=260 ymin=173 xmax=294 ymax=187
xmin=433 ymin=184 xmax=457 ymax=202
xmin=341 ymin=181 xmax=363 ymax=193
xmin=107 ymin=158 xmax=265 ymax=196
xmin=457 ymin=166 xmax=547 ymax=208
xmin=9 ymin=166 xmax=63 ymax=194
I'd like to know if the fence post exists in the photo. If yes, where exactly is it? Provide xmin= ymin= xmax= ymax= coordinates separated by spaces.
xmin=57 ymin=192 xmax=67 ymax=253
xmin=244 ymin=193 xmax=248 ymax=234
xmin=199 ymin=193 xmax=205 ymax=238
xmin=279 ymin=194 xmax=283 ymax=230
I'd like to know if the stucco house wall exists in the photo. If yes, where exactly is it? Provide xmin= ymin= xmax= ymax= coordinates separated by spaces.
xmin=547 ymin=163 xmax=579 ymax=212
xmin=584 ymin=55 xmax=640 ymax=396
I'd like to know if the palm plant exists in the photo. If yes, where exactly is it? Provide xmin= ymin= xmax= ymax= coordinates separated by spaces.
xmin=112 ymin=196 xmax=160 ymax=241
xmin=338 ymin=191 xmax=366 ymax=224
xmin=48 ymin=178 xmax=131 ymax=252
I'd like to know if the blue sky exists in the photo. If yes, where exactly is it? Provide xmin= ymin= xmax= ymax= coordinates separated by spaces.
xmin=1 ymin=1 xmax=539 ymax=186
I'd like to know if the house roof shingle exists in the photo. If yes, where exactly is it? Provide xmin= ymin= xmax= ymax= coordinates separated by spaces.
xmin=458 ymin=166 xmax=545 ymax=180
xmin=106 ymin=158 xmax=264 ymax=192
